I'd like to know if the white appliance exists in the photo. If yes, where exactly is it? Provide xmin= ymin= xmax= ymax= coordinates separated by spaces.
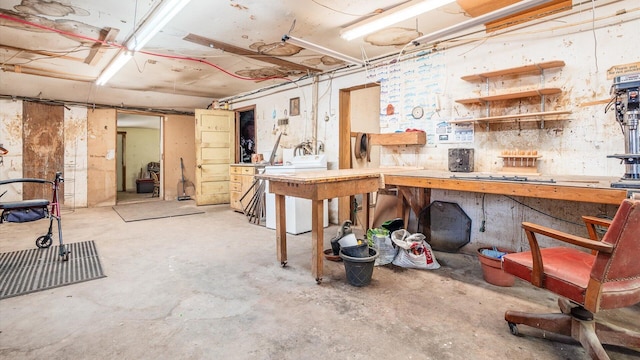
xmin=265 ymin=154 xmax=329 ymax=234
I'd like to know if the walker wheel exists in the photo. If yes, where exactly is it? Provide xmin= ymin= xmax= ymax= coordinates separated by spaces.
xmin=508 ymin=322 xmax=519 ymax=336
xmin=36 ymin=235 xmax=52 ymax=248
xmin=61 ymin=252 xmax=69 ymax=261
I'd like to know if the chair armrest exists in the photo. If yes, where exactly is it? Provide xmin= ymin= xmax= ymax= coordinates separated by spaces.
xmin=521 ymin=222 xmax=614 ymax=287
xmin=522 ymin=222 xmax=613 ymax=254
xmin=582 ymin=215 xmax=611 ymax=241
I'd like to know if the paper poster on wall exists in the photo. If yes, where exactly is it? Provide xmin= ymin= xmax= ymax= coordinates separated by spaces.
xmin=371 ymin=50 xmax=446 ymax=146
xmin=435 ymin=121 xmax=474 ymax=143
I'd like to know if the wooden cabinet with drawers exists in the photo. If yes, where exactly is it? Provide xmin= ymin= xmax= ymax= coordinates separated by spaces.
xmin=229 ymin=164 xmax=261 ymax=212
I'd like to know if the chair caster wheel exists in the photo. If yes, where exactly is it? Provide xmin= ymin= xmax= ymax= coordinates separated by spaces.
xmin=508 ymin=322 xmax=519 ymax=336
xmin=315 ymin=277 xmax=322 ymax=284
xmin=281 ymin=261 xmax=287 ymax=267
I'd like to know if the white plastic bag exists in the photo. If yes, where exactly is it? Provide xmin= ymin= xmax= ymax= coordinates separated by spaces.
xmin=391 ymin=229 xmax=440 ymax=270
xmin=372 ymin=233 xmax=397 ymax=266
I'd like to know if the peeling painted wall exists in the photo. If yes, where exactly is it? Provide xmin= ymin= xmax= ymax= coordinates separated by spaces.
xmin=0 ymin=100 xmax=88 ymax=207
xmin=0 ymin=100 xmax=24 ymax=200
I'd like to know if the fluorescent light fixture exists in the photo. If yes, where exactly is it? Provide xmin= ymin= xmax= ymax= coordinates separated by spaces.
xmin=340 ymin=0 xmax=456 ymax=41
xmin=412 ymin=0 xmax=552 ymax=46
xmin=96 ymin=51 xmax=133 ymax=86
xmin=127 ymin=0 xmax=191 ymax=51
xmin=96 ymin=0 xmax=190 ymax=85
xmin=282 ymin=35 xmax=364 ymax=66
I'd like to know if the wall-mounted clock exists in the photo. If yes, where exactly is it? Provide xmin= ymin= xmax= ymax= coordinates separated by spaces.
xmin=411 ymin=106 xmax=424 ymax=119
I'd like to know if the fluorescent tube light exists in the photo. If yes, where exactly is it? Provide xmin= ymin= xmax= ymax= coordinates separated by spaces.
xmin=411 ymin=0 xmax=552 ymax=46
xmin=96 ymin=0 xmax=190 ymax=85
xmin=340 ymin=0 xmax=456 ymax=41
xmin=128 ymin=0 xmax=191 ymax=51
xmin=282 ymin=35 xmax=364 ymax=66
xmin=96 ymin=51 xmax=133 ymax=86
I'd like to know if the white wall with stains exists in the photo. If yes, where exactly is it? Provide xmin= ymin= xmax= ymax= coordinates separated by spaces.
xmin=0 ymin=101 xmax=88 ymax=208
xmin=0 ymin=100 xmax=24 ymax=197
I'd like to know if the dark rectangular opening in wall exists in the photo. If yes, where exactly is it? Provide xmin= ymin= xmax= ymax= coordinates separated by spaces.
xmin=239 ymin=108 xmax=255 ymax=163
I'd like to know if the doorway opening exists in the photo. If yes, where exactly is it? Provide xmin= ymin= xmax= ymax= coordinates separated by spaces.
xmin=338 ymin=83 xmax=380 ymax=225
xmin=236 ymin=106 xmax=256 ymax=164
xmin=116 ymin=113 xmax=162 ymax=204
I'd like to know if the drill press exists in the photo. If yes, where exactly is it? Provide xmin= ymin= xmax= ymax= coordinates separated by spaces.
xmin=607 ymin=73 xmax=640 ymax=189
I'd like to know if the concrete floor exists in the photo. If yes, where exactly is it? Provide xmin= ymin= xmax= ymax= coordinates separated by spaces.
xmin=1 ymin=200 xmax=639 ymax=360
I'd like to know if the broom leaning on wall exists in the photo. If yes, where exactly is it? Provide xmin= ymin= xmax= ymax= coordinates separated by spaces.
xmin=177 ymin=157 xmax=193 ymax=201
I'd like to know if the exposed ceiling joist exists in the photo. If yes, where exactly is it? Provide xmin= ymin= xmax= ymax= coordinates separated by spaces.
xmin=457 ymin=0 xmax=572 ymax=32
xmin=84 ymin=27 xmax=120 ymax=66
xmin=183 ymin=33 xmax=320 ymax=74
xmin=0 ymin=44 xmax=84 ymax=62
xmin=1 ymin=63 xmax=94 ymax=82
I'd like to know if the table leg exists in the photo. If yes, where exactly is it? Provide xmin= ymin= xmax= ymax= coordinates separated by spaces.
xmin=275 ymin=194 xmax=287 ymax=266
xmin=396 ymin=186 xmax=431 ymax=229
xmin=362 ymin=192 xmax=371 ymax=231
xmin=311 ymin=199 xmax=324 ymax=284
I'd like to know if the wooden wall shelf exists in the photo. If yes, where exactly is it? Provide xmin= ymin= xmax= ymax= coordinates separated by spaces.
xmin=455 ymin=60 xmax=567 ymax=129
xmin=350 ymin=131 xmax=426 ymax=146
xmin=460 ymin=60 xmax=565 ymax=82
xmin=455 ymin=88 xmax=562 ymax=104
xmin=448 ymin=110 xmax=572 ymax=124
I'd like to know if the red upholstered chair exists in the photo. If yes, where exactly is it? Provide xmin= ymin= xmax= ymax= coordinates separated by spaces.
xmin=503 ymin=198 xmax=640 ymax=360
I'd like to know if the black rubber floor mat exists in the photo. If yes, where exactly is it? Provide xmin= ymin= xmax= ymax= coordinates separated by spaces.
xmin=0 ymin=241 xmax=106 ymax=300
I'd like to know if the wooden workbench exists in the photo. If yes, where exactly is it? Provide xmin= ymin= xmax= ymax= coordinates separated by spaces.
xmin=384 ymin=170 xmax=634 ymax=221
xmin=259 ymin=168 xmax=635 ymax=283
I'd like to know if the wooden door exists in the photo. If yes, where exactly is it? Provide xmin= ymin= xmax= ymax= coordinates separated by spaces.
xmin=195 ymin=109 xmax=235 ymax=205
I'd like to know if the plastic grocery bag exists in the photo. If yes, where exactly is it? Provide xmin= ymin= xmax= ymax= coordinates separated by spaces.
xmin=367 ymin=228 xmax=397 ymax=266
xmin=391 ymin=229 xmax=440 ymax=270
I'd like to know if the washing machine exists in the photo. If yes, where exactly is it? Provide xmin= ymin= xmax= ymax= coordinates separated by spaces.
xmin=265 ymin=154 xmax=329 ymax=234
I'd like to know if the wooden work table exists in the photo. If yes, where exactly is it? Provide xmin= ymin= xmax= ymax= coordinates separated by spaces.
xmin=385 ymin=170 xmax=637 ymax=225
xmin=259 ymin=168 xmax=636 ymax=283
xmin=256 ymin=168 xmax=391 ymax=283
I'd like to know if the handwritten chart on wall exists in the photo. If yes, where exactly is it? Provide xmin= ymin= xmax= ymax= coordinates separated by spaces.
xmin=368 ymin=51 xmax=463 ymax=146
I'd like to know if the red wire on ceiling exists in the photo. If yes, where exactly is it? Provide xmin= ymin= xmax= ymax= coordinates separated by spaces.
xmin=0 ymin=12 xmax=291 ymax=83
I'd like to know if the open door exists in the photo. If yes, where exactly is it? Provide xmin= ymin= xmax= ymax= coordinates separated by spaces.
xmin=194 ymin=109 xmax=235 ymax=205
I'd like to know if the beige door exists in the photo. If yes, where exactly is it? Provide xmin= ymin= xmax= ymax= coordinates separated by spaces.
xmin=195 ymin=109 xmax=235 ymax=205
